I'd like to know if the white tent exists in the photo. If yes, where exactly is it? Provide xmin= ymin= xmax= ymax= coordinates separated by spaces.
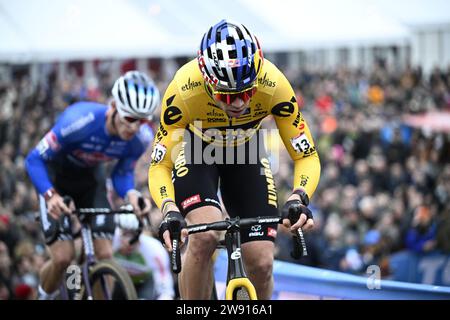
xmin=0 ymin=0 xmax=276 ymax=62
xmin=370 ymin=0 xmax=450 ymax=27
xmin=242 ymin=0 xmax=410 ymax=49
xmin=0 ymin=0 xmax=447 ymax=63
xmin=0 ymin=0 xmax=174 ymax=62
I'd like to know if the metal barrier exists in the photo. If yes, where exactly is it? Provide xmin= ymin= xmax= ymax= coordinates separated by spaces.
xmin=213 ymin=250 xmax=450 ymax=300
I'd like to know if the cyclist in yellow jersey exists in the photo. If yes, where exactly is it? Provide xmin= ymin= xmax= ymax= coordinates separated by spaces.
xmin=149 ymin=19 xmax=321 ymax=300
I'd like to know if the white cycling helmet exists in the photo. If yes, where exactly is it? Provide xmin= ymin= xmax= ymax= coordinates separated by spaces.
xmin=112 ymin=71 xmax=160 ymax=120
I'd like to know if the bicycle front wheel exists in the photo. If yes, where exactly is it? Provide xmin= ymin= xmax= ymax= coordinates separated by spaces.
xmin=82 ymin=259 xmax=137 ymax=300
xmin=233 ymin=287 xmax=251 ymax=300
xmin=225 ymin=278 xmax=257 ymax=300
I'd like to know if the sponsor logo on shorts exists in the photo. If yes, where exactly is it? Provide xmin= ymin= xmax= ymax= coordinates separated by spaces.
xmin=260 ymin=158 xmax=278 ymax=207
xmin=251 ymin=225 xmax=262 ymax=232
xmin=249 ymin=224 xmax=264 ymax=237
xmin=268 ymin=227 xmax=277 ymax=238
xmin=181 ymin=194 xmax=201 ymax=210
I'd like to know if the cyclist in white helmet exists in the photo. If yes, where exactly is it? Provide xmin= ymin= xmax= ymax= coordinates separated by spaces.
xmin=112 ymin=71 xmax=160 ymax=121
xmin=25 ymin=70 xmax=160 ymax=300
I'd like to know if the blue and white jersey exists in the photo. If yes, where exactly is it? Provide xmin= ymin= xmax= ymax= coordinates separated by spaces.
xmin=25 ymin=102 xmax=154 ymax=198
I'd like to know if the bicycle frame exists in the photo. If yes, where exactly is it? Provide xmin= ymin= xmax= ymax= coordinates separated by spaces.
xmin=222 ymin=220 xmax=257 ymax=300
xmin=57 ymin=213 xmax=104 ymax=300
xmin=78 ymin=214 xmax=105 ymax=300
xmin=60 ymin=205 xmax=139 ymax=300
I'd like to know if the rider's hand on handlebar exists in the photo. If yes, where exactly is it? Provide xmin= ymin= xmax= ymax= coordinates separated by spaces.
xmin=158 ymin=210 xmax=188 ymax=252
xmin=115 ymin=214 xmax=140 ymax=231
xmin=282 ymin=190 xmax=314 ymax=234
xmin=46 ymin=192 xmax=72 ymax=220
xmin=126 ymin=190 xmax=151 ymax=218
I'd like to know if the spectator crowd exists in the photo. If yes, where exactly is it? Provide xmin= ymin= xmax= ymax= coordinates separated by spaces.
xmin=1 ymin=59 xmax=449 ymax=299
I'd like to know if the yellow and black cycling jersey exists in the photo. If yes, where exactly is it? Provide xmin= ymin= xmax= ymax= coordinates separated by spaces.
xmin=148 ymin=58 xmax=321 ymax=210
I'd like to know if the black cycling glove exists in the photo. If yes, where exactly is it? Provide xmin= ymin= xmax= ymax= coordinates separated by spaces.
xmin=281 ymin=190 xmax=313 ymax=224
xmin=158 ymin=211 xmax=187 ymax=244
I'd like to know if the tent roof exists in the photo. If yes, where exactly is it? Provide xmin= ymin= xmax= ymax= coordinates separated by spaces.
xmin=370 ymin=0 xmax=450 ymax=27
xmin=0 ymin=0 xmax=447 ymax=63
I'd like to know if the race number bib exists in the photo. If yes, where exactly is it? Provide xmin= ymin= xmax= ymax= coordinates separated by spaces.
xmin=151 ymin=143 xmax=167 ymax=163
xmin=290 ymin=133 xmax=311 ymax=153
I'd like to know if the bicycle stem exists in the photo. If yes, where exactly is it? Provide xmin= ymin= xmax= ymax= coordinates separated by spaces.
xmin=224 ymin=226 xmax=248 ymax=282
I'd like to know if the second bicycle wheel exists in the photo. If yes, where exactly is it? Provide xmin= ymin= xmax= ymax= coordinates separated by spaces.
xmin=81 ymin=259 xmax=137 ymax=300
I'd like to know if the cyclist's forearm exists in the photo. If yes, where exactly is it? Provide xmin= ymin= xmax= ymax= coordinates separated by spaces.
xmin=148 ymin=163 xmax=176 ymax=210
xmin=25 ymin=149 xmax=54 ymax=194
xmin=293 ymin=153 xmax=321 ymax=198
xmin=111 ymin=171 xmax=134 ymax=198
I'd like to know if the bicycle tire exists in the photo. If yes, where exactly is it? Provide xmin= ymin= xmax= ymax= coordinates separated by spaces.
xmin=233 ymin=287 xmax=250 ymax=300
xmin=225 ymin=278 xmax=257 ymax=300
xmin=80 ymin=259 xmax=137 ymax=300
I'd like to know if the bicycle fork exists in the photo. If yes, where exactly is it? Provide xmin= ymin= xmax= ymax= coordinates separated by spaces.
xmin=81 ymin=225 xmax=96 ymax=300
xmin=224 ymin=226 xmax=257 ymax=300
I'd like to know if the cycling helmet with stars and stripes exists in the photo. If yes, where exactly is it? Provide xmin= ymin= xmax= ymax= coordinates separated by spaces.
xmin=198 ymin=19 xmax=264 ymax=92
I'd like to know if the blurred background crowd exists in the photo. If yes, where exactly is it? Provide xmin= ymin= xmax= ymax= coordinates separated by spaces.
xmin=1 ymin=59 xmax=449 ymax=299
xmin=273 ymin=63 xmax=450 ymax=276
xmin=1 ymin=0 xmax=450 ymax=300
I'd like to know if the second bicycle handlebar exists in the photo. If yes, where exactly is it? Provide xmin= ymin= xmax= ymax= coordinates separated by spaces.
xmin=63 ymin=196 xmax=150 ymax=245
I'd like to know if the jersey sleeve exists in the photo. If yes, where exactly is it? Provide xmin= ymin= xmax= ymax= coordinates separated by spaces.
xmin=111 ymin=158 xmax=138 ymax=198
xmin=270 ymin=73 xmax=321 ymax=198
xmin=25 ymin=131 xmax=61 ymax=194
xmin=112 ymin=124 xmax=154 ymax=198
xmin=148 ymin=79 xmax=190 ymax=210
xmin=25 ymin=106 xmax=96 ymax=194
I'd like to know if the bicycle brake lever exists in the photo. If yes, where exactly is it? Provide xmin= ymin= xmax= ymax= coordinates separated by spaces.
xmin=137 ymin=197 xmax=151 ymax=229
xmin=288 ymin=205 xmax=308 ymax=259
xmin=62 ymin=195 xmax=74 ymax=210
xmin=128 ymin=198 xmax=151 ymax=245
xmin=138 ymin=197 xmax=146 ymax=210
xmin=143 ymin=215 xmax=151 ymax=228
xmin=169 ymin=221 xmax=182 ymax=274
xmin=291 ymin=228 xmax=308 ymax=259
xmin=128 ymin=219 xmax=143 ymax=245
